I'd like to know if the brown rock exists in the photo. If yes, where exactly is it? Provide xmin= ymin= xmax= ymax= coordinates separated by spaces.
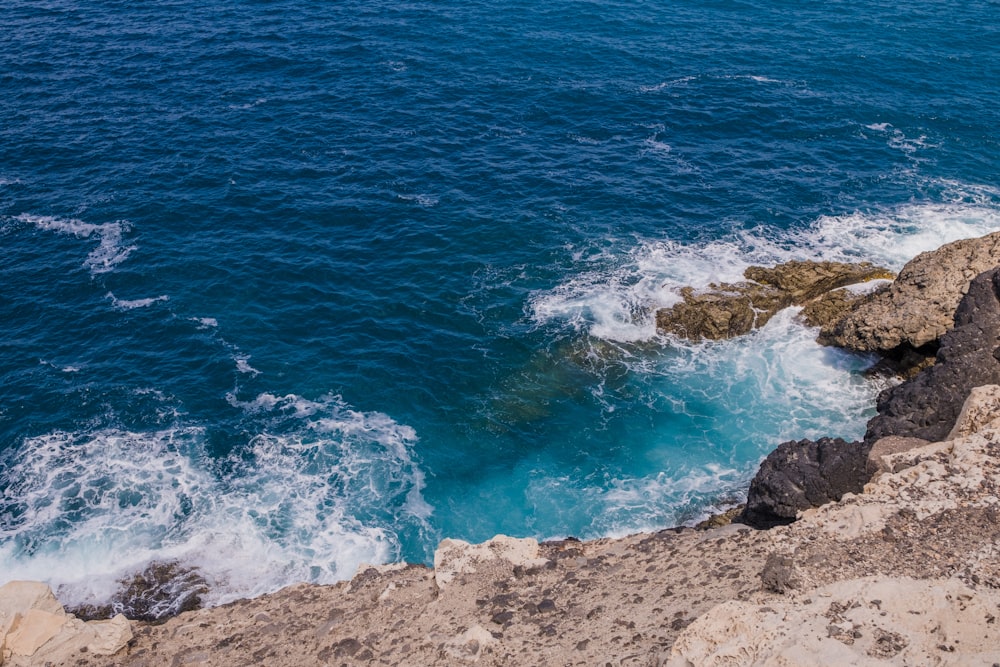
xmin=743 ymin=261 xmax=893 ymax=303
xmin=800 ymin=286 xmax=888 ymax=329
xmin=655 ymin=285 xmax=781 ymax=340
xmin=819 ymin=231 xmax=1000 ymax=352
xmin=656 ymin=261 xmax=893 ymax=341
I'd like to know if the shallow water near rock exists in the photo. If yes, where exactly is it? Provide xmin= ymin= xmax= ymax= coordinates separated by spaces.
xmin=1 ymin=0 xmax=999 ymax=611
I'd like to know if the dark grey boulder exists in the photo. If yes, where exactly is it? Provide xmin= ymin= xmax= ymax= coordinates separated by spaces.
xmin=865 ymin=267 xmax=1000 ymax=444
xmin=740 ymin=437 xmax=871 ymax=529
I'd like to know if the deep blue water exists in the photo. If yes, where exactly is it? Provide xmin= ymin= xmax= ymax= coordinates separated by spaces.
xmin=2 ymin=0 xmax=999 ymax=607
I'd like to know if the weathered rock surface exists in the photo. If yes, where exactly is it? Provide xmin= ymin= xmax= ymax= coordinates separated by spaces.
xmin=433 ymin=535 xmax=550 ymax=589
xmin=668 ymin=577 xmax=1000 ymax=666
xmin=0 ymin=581 xmax=131 ymax=666
xmin=656 ymin=260 xmax=893 ymax=341
xmin=819 ymin=231 xmax=1000 ymax=352
xmin=865 ymin=435 xmax=930 ymax=477
xmin=740 ymin=437 xmax=870 ymax=529
xmin=798 ymin=286 xmax=871 ymax=329
xmin=865 ymin=267 xmax=1000 ymax=443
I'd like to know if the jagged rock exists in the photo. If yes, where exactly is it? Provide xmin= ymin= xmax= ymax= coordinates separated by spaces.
xmin=819 ymin=231 xmax=1000 ymax=352
xmin=656 ymin=261 xmax=893 ymax=341
xmin=799 ymin=283 xmax=892 ymax=329
xmin=866 ymin=267 xmax=1000 ymax=444
xmin=799 ymin=288 xmax=861 ymax=328
xmin=742 ymin=261 xmax=892 ymax=302
xmin=70 ymin=561 xmax=208 ymax=623
xmin=947 ymin=383 xmax=1000 ymax=440
xmin=740 ymin=437 xmax=870 ymax=529
xmin=0 ymin=580 xmax=132 ymax=666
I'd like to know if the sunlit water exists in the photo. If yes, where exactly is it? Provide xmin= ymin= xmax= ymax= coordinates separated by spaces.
xmin=2 ymin=0 xmax=998 ymax=610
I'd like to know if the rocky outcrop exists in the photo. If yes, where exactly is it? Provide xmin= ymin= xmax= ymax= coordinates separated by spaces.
xmin=798 ymin=286 xmax=876 ymax=329
xmin=670 ymin=386 xmax=1000 ymax=665
xmin=866 ymin=266 xmax=1000 ymax=443
xmin=0 ymin=581 xmax=131 ymax=666
xmin=741 ymin=265 xmax=1000 ymax=529
xmin=819 ymin=231 xmax=1000 ymax=352
xmin=70 ymin=561 xmax=208 ymax=623
xmin=739 ymin=437 xmax=870 ymax=529
xmin=656 ymin=260 xmax=893 ymax=341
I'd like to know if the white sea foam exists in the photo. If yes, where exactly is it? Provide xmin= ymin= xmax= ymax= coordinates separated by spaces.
xmin=17 ymin=214 xmax=136 ymax=274
xmin=641 ymin=137 xmax=672 ymax=155
xmin=191 ymin=317 xmax=219 ymax=329
xmin=106 ymin=292 xmax=169 ymax=310
xmin=861 ymin=122 xmax=937 ymax=154
xmin=39 ymin=360 xmax=83 ymax=373
xmin=562 ymin=310 xmax=877 ymax=537
xmin=395 ymin=193 xmax=438 ymax=207
xmin=233 ymin=354 xmax=260 ymax=376
xmin=637 ymin=76 xmax=696 ymax=93
xmin=0 ymin=395 xmax=430 ymax=610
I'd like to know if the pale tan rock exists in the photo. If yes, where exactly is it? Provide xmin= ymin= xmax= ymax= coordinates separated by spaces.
xmin=821 ymin=231 xmax=1000 ymax=351
xmin=82 ymin=614 xmax=132 ymax=656
xmin=433 ymin=535 xmax=549 ymax=589
xmin=4 ymin=608 xmax=69 ymax=657
xmin=946 ymin=384 xmax=1000 ymax=439
xmin=0 ymin=580 xmax=65 ymax=631
xmin=0 ymin=582 xmax=132 ymax=666
xmin=866 ymin=435 xmax=931 ymax=476
xmin=668 ymin=577 xmax=1000 ymax=666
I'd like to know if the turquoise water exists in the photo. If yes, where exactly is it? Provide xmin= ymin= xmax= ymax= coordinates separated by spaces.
xmin=2 ymin=0 xmax=999 ymax=608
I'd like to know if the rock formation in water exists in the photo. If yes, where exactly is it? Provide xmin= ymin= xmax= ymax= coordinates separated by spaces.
xmin=655 ymin=260 xmax=893 ymax=340
xmin=742 ymin=259 xmax=1000 ymax=527
xmin=818 ymin=230 xmax=1000 ymax=352
xmin=866 ymin=266 xmax=1000 ymax=444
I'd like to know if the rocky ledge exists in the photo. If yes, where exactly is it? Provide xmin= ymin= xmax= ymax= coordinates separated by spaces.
xmin=6 ymin=235 xmax=1000 ymax=666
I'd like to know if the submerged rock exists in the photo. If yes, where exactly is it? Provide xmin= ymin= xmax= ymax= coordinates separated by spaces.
xmin=819 ymin=231 xmax=1000 ymax=352
xmin=655 ymin=260 xmax=893 ymax=341
xmin=70 ymin=561 xmax=208 ymax=623
xmin=740 ymin=437 xmax=870 ymax=529
xmin=865 ymin=267 xmax=1000 ymax=444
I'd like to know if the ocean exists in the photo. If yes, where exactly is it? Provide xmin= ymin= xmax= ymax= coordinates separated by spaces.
xmin=2 ymin=0 xmax=999 ymax=611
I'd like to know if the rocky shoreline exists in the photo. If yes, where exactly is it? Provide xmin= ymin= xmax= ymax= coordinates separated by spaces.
xmin=5 ymin=234 xmax=1000 ymax=666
